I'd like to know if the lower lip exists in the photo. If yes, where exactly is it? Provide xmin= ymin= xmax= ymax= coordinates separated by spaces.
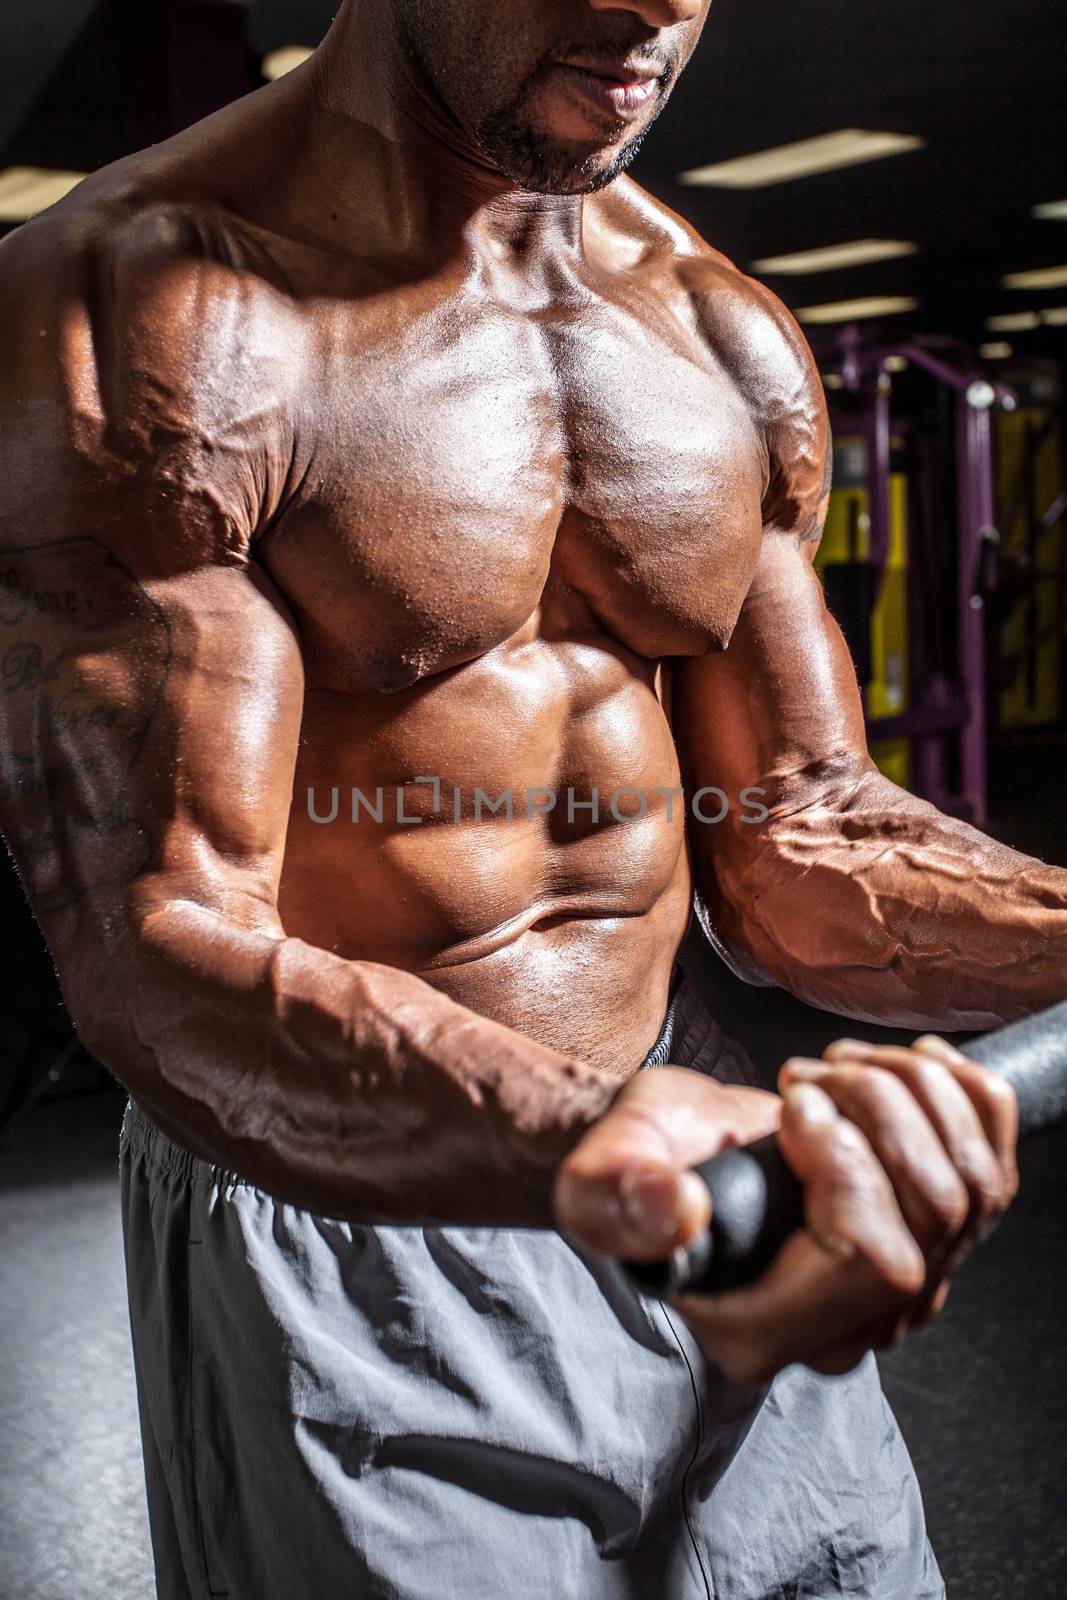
xmin=555 ymin=65 xmax=659 ymax=121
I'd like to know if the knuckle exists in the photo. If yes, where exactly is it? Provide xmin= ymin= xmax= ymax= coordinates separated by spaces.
xmin=825 ymin=1118 xmax=871 ymax=1164
xmin=910 ymin=1055 xmax=951 ymax=1096
xmin=979 ymin=1071 xmax=1019 ymax=1118
xmin=982 ymin=1067 xmax=1014 ymax=1098
xmin=820 ymin=1131 xmax=888 ymax=1206
xmin=957 ymin=1143 xmax=1009 ymax=1211
xmin=925 ymin=1177 xmax=970 ymax=1239
xmin=912 ymin=1033 xmax=951 ymax=1055
xmin=900 ymin=1259 xmax=927 ymax=1297
xmin=875 ymin=1252 xmax=926 ymax=1299
xmin=896 ymin=1053 xmax=956 ymax=1108
xmin=979 ymin=1176 xmax=1011 ymax=1216
xmin=845 ymin=1066 xmax=900 ymax=1114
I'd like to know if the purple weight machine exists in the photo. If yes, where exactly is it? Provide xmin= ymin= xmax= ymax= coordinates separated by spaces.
xmin=816 ymin=326 xmax=1016 ymax=825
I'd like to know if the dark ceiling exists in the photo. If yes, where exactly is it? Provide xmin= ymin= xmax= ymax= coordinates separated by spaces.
xmin=3 ymin=0 xmax=1066 ymax=357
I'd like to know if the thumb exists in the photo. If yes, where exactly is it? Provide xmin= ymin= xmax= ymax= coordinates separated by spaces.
xmin=553 ymin=1156 xmax=712 ymax=1260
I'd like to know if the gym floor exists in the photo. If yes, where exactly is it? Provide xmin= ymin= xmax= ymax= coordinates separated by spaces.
xmin=1 ymin=740 xmax=1064 ymax=1600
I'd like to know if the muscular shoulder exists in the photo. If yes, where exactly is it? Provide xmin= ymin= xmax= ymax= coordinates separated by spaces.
xmin=591 ymin=176 xmax=831 ymax=543
xmin=0 ymin=185 xmax=306 ymax=562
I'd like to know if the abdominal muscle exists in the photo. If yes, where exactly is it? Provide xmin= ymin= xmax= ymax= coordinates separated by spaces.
xmin=277 ymin=631 xmax=696 ymax=1073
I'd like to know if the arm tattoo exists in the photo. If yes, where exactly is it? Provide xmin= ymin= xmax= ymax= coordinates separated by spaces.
xmin=0 ymin=537 xmax=172 ymax=913
xmin=796 ymin=449 xmax=833 ymax=545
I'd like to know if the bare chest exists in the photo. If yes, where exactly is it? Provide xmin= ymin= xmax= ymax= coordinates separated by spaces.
xmin=260 ymin=285 xmax=766 ymax=693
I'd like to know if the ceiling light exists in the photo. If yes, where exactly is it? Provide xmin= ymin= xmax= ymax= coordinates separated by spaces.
xmin=678 ymin=129 xmax=924 ymax=190
xmin=984 ymin=306 xmax=1067 ymax=330
xmin=0 ymin=166 xmax=87 ymax=222
xmin=752 ymin=239 xmax=918 ymax=274
xmin=1002 ymin=264 xmax=1067 ymax=291
xmin=1033 ymin=199 xmax=1067 ymax=221
xmin=822 ymin=373 xmax=845 ymax=389
xmin=978 ymin=342 xmax=1013 ymax=360
xmin=262 ymin=45 xmax=314 ymax=80
xmin=796 ymin=295 xmax=918 ymax=325
xmin=883 ymin=355 xmax=909 ymax=372
xmin=985 ymin=312 xmax=1040 ymax=331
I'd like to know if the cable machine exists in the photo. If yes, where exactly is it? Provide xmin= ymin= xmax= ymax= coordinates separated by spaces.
xmin=815 ymin=328 xmax=1018 ymax=825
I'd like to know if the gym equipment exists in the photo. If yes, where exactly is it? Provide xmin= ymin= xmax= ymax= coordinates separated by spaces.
xmin=991 ymin=364 xmax=1067 ymax=734
xmin=817 ymin=433 xmax=911 ymax=789
xmin=620 ymin=997 xmax=1067 ymax=1297
xmin=815 ymin=329 xmax=1016 ymax=824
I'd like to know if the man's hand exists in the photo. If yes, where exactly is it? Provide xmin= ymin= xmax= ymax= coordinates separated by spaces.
xmin=552 ymin=1036 xmax=1018 ymax=1385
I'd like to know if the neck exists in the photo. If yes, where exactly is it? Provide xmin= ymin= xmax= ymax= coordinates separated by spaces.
xmin=281 ymin=0 xmax=587 ymax=267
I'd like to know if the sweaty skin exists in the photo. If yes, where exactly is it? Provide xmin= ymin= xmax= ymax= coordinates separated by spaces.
xmin=0 ymin=0 xmax=1055 ymax=1375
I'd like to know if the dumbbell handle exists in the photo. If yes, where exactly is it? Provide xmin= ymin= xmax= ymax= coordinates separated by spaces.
xmin=621 ymin=999 xmax=1067 ymax=1298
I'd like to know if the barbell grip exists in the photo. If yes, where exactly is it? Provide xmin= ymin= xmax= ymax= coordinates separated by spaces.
xmin=621 ymin=998 xmax=1067 ymax=1299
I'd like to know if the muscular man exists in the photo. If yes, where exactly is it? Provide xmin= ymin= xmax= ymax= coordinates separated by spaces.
xmin=0 ymin=1 xmax=1061 ymax=1595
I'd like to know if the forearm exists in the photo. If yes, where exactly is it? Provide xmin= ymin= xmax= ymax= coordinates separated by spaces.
xmin=702 ymin=767 xmax=1067 ymax=1030
xmin=74 ymin=898 xmax=621 ymax=1226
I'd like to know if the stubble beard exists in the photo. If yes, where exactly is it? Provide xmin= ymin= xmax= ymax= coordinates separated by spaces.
xmin=474 ymin=93 xmax=655 ymax=196
xmin=473 ymin=67 xmax=669 ymax=196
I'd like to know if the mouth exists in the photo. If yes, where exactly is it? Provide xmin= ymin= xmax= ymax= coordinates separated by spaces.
xmin=551 ymin=58 xmax=664 ymax=122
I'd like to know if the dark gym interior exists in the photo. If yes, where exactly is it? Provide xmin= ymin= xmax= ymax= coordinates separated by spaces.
xmin=1 ymin=3 xmax=1065 ymax=1597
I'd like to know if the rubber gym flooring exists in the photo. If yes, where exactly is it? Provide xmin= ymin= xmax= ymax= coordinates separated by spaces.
xmin=1 ymin=739 xmax=1064 ymax=1600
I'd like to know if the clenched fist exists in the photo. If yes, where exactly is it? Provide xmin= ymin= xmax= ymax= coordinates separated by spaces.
xmin=552 ymin=1034 xmax=1018 ymax=1385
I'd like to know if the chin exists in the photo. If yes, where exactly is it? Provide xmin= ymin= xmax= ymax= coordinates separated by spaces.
xmin=498 ymin=130 xmax=644 ymax=197
xmin=517 ymin=158 xmax=622 ymax=196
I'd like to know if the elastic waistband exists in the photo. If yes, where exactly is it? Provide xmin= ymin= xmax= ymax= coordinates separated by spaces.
xmin=639 ymin=963 xmax=685 ymax=1070
xmin=121 ymin=1098 xmax=256 ymax=1192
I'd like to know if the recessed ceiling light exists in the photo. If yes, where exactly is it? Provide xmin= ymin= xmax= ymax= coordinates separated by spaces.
xmin=0 ymin=166 xmax=87 ymax=222
xmin=262 ymin=45 xmax=315 ymax=80
xmin=751 ymin=239 xmax=918 ymax=275
xmin=985 ymin=312 xmax=1041 ymax=331
xmin=1033 ymin=199 xmax=1067 ymax=221
xmin=978 ymin=342 xmax=1013 ymax=360
xmin=796 ymin=295 xmax=918 ymax=325
xmin=678 ymin=130 xmax=924 ymax=190
xmin=1002 ymin=263 xmax=1067 ymax=290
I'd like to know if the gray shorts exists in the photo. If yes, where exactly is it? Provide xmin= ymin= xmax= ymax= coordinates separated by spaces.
xmin=119 ymin=969 xmax=944 ymax=1600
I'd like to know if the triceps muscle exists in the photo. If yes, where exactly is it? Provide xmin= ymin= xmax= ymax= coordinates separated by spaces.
xmin=0 ymin=534 xmax=303 ymax=970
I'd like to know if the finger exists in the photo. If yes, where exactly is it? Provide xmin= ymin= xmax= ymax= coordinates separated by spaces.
xmin=817 ymin=1041 xmax=1013 ymax=1242
xmin=775 ymin=1080 xmax=926 ymax=1291
xmin=553 ymin=1144 xmax=712 ymax=1260
xmin=552 ymin=1071 xmax=709 ymax=1257
xmin=911 ymin=1035 xmax=1019 ymax=1188
xmin=552 ymin=1070 xmax=779 ymax=1259
xmin=779 ymin=1059 xmax=970 ymax=1262
xmin=667 ymin=1230 xmax=914 ymax=1387
xmin=665 ymin=1084 xmax=925 ymax=1386
xmin=828 ymin=1034 xmax=1018 ymax=1179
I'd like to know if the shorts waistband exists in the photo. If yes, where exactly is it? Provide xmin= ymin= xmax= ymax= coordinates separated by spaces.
xmin=120 ymin=1098 xmax=255 ymax=1192
xmin=639 ymin=962 xmax=685 ymax=1070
